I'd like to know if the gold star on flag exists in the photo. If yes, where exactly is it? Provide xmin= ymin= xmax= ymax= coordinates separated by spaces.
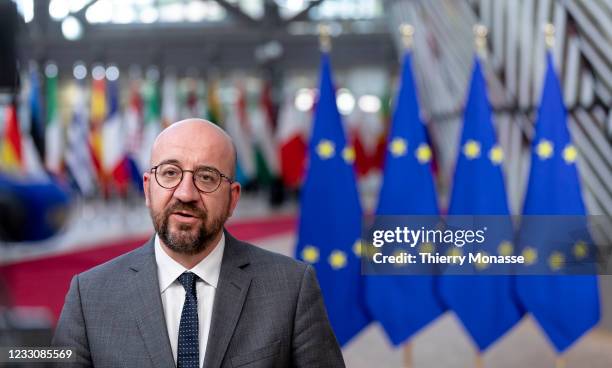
xmin=342 ymin=146 xmax=355 ymax=164
xmin=316 ymin=140 xmax=335 ymax=159
xmin=463 ymin=140 xmax=481 ymax=159
xmin=498 ymin=241 xmax=514 ymax=257
xmin=573 ymin=240 xmax=588 ymax=260
xmin=415 ymin=143 xmax=432 ymax=164
xmin=548 ymin=251 xmax=565 ymax=271
xmin=536 ymin=139 xmax=554 ymax=160
xmin=489 ymin=145 xmax=504 ymax=165
xmin=352 ymin=240 xmax=362 ymax=257
xmin=562 ymin=144 xmax=577 ymax=164
xmin=328 ymin=250 xmax=347 ymax=270
xmin=475 ymin=252 xmax=489 ymax=270
xmin=420 ymin=242 xmax=434 ymax=254
xmin=389 ymin=137 xmax=408 ymax=157
xmin=522 ymin=247 xmax=538 ymax=265
xmin=301 ymin=246 xmax=319 ymax=264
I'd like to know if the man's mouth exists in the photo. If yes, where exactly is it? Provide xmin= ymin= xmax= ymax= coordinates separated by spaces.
xmin=172 ymin=211 xmax=197 ymax=218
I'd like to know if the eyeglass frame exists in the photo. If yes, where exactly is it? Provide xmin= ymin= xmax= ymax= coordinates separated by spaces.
xmin=150 ymin=162 xmax=234 ymax=194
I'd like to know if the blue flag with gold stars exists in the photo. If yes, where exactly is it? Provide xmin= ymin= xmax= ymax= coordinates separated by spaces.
xmin=365 ymin=52 xmax=445 ymax=346
xmin=295 ymin=53 xmax=371 ymax=346
xmin=439 ymin=57 xmax=522 ymax=351
xmin=515 ymin=52 xmax=599 ymax=352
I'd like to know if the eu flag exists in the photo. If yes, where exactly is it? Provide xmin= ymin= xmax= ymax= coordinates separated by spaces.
xmin=365 ymin=52 xmax=445 ymax=346
xmin=515 ymin=52 xmax=599 ymax=352
xmin=439 ymin=57 xmax=522 ymax=351
xmin=295 ymin=53 xmax=371 ymax=345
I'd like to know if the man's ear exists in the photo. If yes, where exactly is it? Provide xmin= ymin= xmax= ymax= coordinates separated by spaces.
xmin=227 ymin=182 xmax=241 ymax=217
xmin=143 ymin=172 xmax=151 ymax=208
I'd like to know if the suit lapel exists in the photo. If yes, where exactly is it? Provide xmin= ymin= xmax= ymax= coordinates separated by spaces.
xmin=203 ymin=231 xmax=252 ymax=368
xmin=128 ymin=239 xmax=176 ymax=368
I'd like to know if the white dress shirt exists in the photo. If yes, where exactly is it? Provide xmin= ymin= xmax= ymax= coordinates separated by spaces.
xmin=154 ymin=233 xmax=225 ymax=368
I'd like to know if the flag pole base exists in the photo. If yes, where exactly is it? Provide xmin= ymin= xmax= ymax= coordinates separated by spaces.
xmin=475 ymin=354 xmax=484 ymax=368
xmin=555 ymin=356 xmax=566 ymax=368
xmin=402 ymin=342 xmax=413 ymax=368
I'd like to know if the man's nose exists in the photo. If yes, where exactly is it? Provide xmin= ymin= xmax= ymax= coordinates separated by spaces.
xmin=172 ymin=172 xmax=200 ymax=202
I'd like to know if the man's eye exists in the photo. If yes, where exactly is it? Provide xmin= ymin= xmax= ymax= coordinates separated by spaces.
xmin=162 ymin=169 xmax=179 ymax=177
xmin=196 ymin=172 xmax=216 ymax=182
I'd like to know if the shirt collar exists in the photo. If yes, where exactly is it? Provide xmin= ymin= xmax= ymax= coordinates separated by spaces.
xmin=154 ymin=232 xmax=225 ymax=293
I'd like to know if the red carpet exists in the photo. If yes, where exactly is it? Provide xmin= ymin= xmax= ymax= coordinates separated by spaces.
xmin=0 ymin=215 xmax=296 ymax=324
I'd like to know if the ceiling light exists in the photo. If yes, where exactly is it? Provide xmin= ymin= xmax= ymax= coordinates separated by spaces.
xmin=86 ymin=0 xmax=113 ymax=23
xmin=295 ymin=88 xmax=315 ymax=112
xmin=105 ymin=65 xmax=120 ymax=81
xmin=61 ymin=16 xmax=83 ymax=41
xmin=45 ymin=63 xmax=58 ymax=78
xmin=358 ymin=94 xmax=381 ymax=113
xmin=139 ymin=6 xmax=158 ymax=23
xmin=336 ymin=88 xmax=355 ymax=115
xmin=92 ymin=65 xmax=106 ymax=80
xmin=73 ymin=62 xmax=87 ymax=80
xmin=49 ymin=0 xmax=70 ymax=20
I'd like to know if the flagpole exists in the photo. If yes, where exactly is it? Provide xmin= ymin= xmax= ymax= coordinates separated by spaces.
xmin=402 ymin=342 xmax=413 ymax=368
xmin=555 ymin=356 xmax=566 ymax=368
xmin=399 ymin=23 xmax=414 ymax=50
xmin=543 ymin=23 xmax=555 ymax=50
xmin=318 ymin=23 xmax=332 ymax=52
xmin=543 ymin=23 xmax=566 ymax=368
xmin=473 ymin=24 xmax=488 ymax=60
xmin=398 ymin=22 xmax=416 ymax=368
xmin=546 ymin=22 xmax=567 ymax=368
xmin=473 ymin=23 xmax=488 ymax=368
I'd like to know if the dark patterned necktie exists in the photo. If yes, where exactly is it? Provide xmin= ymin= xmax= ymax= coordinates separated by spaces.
xmin=177 ymin=272 xmax=199 ymax=368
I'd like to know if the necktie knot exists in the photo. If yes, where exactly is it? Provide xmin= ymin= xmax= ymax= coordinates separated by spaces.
xmin=177 ymin=272 xmax=198 ymax=296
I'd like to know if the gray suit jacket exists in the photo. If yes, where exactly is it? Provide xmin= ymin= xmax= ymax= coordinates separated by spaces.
xmin=53 ymin=231 xmax=345 ymax=368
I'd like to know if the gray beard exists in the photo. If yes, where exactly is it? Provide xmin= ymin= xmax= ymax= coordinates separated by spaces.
xmin=152 ymin=200 xmax=228 ymax=255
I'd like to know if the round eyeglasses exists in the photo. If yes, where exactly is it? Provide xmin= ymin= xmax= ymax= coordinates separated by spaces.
xmin=151 ymin=163 xmax=234 ymax=193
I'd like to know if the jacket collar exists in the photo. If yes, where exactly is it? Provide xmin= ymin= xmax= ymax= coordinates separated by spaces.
xmin=128 ymin=229 xmax=253 ymax=368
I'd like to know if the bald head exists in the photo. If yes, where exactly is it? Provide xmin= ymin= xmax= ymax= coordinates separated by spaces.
xmin=150 ymin=119 xmax=237 ymax=178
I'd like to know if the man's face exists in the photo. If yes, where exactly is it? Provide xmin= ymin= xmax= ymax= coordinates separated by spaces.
xmin=143 ymin=122 xmax=240 ymax=255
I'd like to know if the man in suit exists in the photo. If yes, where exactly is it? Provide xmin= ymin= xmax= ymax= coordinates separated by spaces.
xmin=53 ymin=119 xmax=345 ymax=367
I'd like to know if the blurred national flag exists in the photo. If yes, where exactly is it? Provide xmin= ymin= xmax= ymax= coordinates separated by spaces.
xmin=45 ymin=64 xmax=63 ymax=175
xmin=161 ymin=73 xmax=178 ymax=128
xmin=123 ymin=78 xmax=145 ymax=193
xmin=207 ymin=79 xmax=222 ymax=125
xmin=370 ymin=91 xmax=391 ymax=173
xmin=349 ymin=108 xmax=384 ymax=178
xmin=65 ymin=79 xmax=97 ymax=197
xmin=182 ymin=78 xmax=207 ymax=120
xmin=249 ymin=83 xmax=280 ymax=187
xmin=0 ymin=103 xmax=23 ymax=172
xmin=102 ymin=77 xmax=130 ymax=196
xmin=89 ymin=74 xmax=106 ymax=185
xmin=29 ymin=66 xmax=45 ymax=162
xmin=438 ymin=57 xmax=522 ymax=351
xmin=124 ymin=79 xmax=143 ymax=165
xmin=365 ymin=51 xmax=445 ymax=346
xmin=139 ymin=78 xmax=162 ymax=173
xmin=515 ymin=52 xmax=600 ymax=352
xmin=225 ymin=83 xmax=256 ymax=186
xmin=276 ymin=91 xmax=309 ymax=189
xmin=295 ymin=53 xmax=371 ymax=346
